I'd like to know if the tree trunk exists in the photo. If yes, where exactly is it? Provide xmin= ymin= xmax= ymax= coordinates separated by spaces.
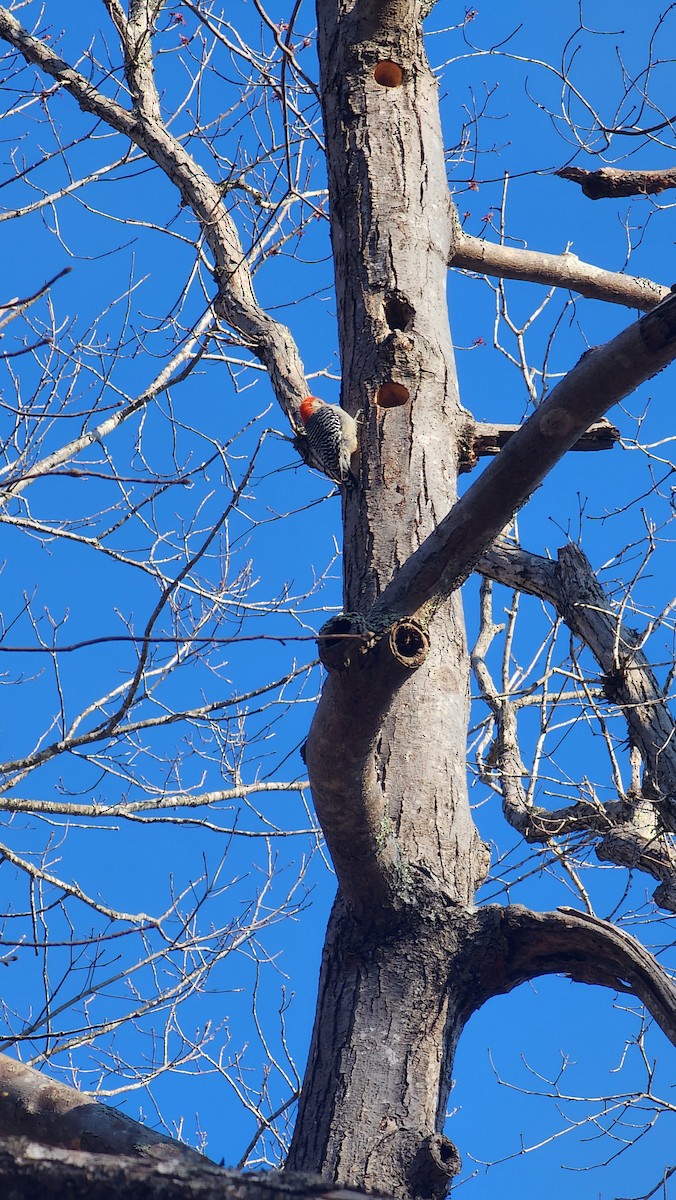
xmin=288 ymin=1 xmax=486 ymax=1193
xmin=287 ymin=895 xmax=465 ymax=1197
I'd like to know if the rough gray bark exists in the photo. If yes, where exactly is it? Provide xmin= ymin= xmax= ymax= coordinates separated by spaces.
xmin=287 ymin=894 xmax=464 ymax=1197
xmin=0 ymin=1138 xmax=345 ymax=1200
xmin=286 ymin=1 xmax=676 ymax=1195
xmin=288 ymin=892 xmax=676 ymax=1193
xmin=287 ymin=1 xmax=487 ymax=1190
xmin=303 ymin=0 xmax=486 ymax=912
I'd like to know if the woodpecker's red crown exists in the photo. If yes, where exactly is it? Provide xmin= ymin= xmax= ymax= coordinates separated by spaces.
xmin=299 ymin=395 xmax=321 ymax=424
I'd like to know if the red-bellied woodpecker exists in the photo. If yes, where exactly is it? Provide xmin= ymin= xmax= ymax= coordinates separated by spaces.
xmin=299 ymin=395 xmax=359 ymax=487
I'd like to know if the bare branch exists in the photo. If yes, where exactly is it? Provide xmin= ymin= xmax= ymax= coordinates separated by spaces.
xmin=557 ymin=165 xmax=676 ymax=201
xmin=471 ymin=904 xmax=676 ymax=1047
xmin=452 ymin=234 xmax=668 ymax=310
xmin=478 ymin=540 xmax=676 ymax=906
xmin=0 ymin=268 xmax=71 ymax=325
xmin=480 ymin=541 xmax=676 ymax=820
xmin=460 ymin=418 xmax=620 ymax=470
xmin=0 ymin=1133 xmax=356 ymax=1200
xmin=0 ymin=309 xmax=216 ymax=502
xmin=0 ymin=6 xmax=309 ymax=426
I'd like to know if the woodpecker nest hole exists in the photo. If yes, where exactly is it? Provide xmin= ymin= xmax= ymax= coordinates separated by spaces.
xmin=384 ymin=292 xmax=415 ymax=332
xmin=375 ymin=382 xmax=410 ymax=408
xmin=389 ymin=619 xmax=430 ymax=669
xmin=318 ymin=613 xmax=373 ymax=671
xmin=409 ymin=1133 xmax=462 ymax=1200
xmin=374 ymin=60 xmax=404 ymax=87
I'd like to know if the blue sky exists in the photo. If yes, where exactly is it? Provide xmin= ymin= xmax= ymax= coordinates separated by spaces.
xmin=0 ymin=1 xmax=675 ymax=1196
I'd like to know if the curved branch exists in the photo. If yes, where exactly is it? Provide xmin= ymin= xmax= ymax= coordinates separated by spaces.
xmin=479 ymin=541 xmax=676 ymax=824
xmin=0 ymin=7 xmax=308 ymax=428
xmin=478 ymin=540 xmax=676 ymax=904
xmin=467 ymin=904 xmax=676 ymax=1047
xmin=305 ymin=633 xmax=433 ymax=918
